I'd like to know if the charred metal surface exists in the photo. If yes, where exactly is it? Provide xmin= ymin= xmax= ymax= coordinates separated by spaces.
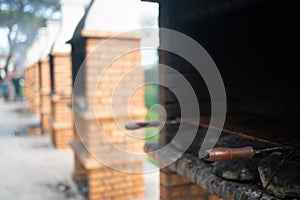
xmin=145 ymin=131 xmax=299 ymax=199
xmin=157 ymin=0 xmax=300 ymax=146
xmin=145 ymin=142 xmax=279 ymax=200
xmin=258 ymin=151 xmax=300 ymax=199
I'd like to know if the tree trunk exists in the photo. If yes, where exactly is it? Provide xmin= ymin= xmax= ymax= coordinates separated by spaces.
xmin=4 ymin=23 xmax=16 ymax=77
xmin=3 ymin=48 xmax=13 ymax=76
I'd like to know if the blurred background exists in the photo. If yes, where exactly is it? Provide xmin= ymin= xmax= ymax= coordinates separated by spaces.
xmin=0 ymin=1 xmax=160 ymax=200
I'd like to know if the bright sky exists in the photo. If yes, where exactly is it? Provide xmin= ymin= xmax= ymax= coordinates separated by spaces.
xmin=0 ymin=29 xmax=9 ymax=54
xmin=84 ymin=0 xmax=158 ymax=31
xmin=0 ymin=0 xmax=159 ymax=68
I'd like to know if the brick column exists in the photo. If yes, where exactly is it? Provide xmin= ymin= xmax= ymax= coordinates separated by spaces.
xmin=71 ymin=31 xmax=146 ymax=200
xmin=49 ymin=52 xmax=73 ymax=149
xmin=160 ymin=167 xmax=221 ymax=200
xmin=86 ymin=167 xmax=144 ymax=200
xmin=25 ymin=64 xmax=38 ymax=113
xmin=39 ymin=59 xmax=52 ymax=134
xmin=33 ymin=63 xmax=40 ymax=115
xmin=29 ymin=66 xmax=33 ymax=111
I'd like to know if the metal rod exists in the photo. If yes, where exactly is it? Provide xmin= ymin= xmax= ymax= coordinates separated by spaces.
xmin=202 ymin=146 xmax=289 ymax=161
xmin=202 ymin=146 xmax=255 ymax=161
xmin=125 ymin=120 xmax=178 ymax=130
xmin=255 ymin=146 xmax=287 ymax=154
xmin=125 ymin=121 xmax=160 ymax=130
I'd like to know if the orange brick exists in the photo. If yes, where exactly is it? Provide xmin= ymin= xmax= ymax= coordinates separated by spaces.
xmin=160 ymin=185 xmax=186 ymax=199
xmin=189 ymin=184 xmax=208 ymax=195
xmin=208 ymin=194 xmax=223 ymax=200
xmin=89 ymin=193 xmax=104 ymax=200
xmin=160 ymin=171 xmax=192 ymax=186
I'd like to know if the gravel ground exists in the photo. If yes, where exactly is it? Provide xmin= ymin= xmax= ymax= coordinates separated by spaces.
xmin=0 ymin=99 xmax=159 ymax=200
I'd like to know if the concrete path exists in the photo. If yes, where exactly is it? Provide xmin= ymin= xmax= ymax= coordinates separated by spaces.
xmin=0 ymin=136 xmax=83 ymax=200
xmin=0 ymin=99 xmax=159 ymax=200
xmin=0 ymin=99 xmax=40 ymax=136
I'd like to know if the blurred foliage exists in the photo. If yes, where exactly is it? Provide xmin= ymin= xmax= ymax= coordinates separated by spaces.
xmin=145 ymin=109 xmax=159 ymax=142
xmin=144 ymin=65 xmax=159 ymax=142
xmin=0 ymin=0 xmax=60 ymax=74
xmin=144 ymin=69 xmax=159 ymax=164
xmin=20 ymin=84 xmax=24 ymax=97
xmin=144 ymin=65 xmax=159 ymax=109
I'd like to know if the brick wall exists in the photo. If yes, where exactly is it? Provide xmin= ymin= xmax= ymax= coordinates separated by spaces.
xmin=87 ymin=167 xmax=144 ymax=200
xmin=84 ymin=36 xmax=143 ymax=112
xmin=32 ymin=63 xmax=40 ymax=115
xmin=51 ymin=52 xmax=72 ymax=96
xmin=24 ymin=63 xmax=40 ymax=115
xmin=39 ymin=59 xmax=52 ymax=134
xmin=71 ymin=32 xmax=146 ymax=200
xmin=50 ymin=96 xmax=73 ymax=149
xmin=160 ymin=167 xmax=221 ymax=200
xmin=73 ymin=114 xmax=145 ymax=158
xmin=49 ymin=52 xmax=73 ymax=149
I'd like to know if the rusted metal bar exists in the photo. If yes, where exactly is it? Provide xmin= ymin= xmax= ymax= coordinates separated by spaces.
xmin=203 ymin=146 xmax=255 ymax=161
xmin=202 ymin=146 xmax=287 ymax=161
xmin=125 ymin=120 xmax=178 ymax=130
xmin=125 ymin=121 xmax=160 ymax=130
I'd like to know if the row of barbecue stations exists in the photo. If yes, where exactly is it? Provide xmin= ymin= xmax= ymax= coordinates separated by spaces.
xmin=24 ymin=0 xmax=300 ymax=199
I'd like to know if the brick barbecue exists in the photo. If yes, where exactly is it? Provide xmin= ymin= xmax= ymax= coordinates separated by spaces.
xmin=69 ymin=1 xmax=147 ymax=199
xmin=38 ymin=59 xmax=52 ymax=134
xmin=49 ymin=51 xmax=74 ymax=148
xmin=24 ymin=67 xmax=30 ymax=111
xmin=48 ymin=0 xmax=85 ymax=149
xmin=24 ymin=63 xmax=40 ymax=115
xmin=142 ymin=0 xmax=300 ymax=199
xmin=32 ymin=63 xmax=40 ymax=115
xmin=24 ymin=20 xmax=60 ymax=135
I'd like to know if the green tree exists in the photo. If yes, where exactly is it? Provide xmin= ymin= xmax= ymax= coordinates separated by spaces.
xmin=0 ymin=0 xmax=60 ymax=75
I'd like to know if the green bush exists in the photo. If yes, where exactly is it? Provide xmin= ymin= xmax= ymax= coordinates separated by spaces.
xmin=144 ymin=65 xmax=159 ymax=142
xmin=144 ymin=65 xmax=159 ymax=109
xmin=145 ymin=109 xmax=159 ymax=142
